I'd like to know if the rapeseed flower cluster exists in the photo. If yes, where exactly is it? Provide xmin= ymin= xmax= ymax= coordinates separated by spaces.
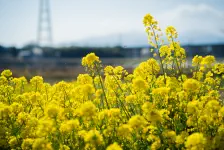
xmin=0 ymin=13 xmax=224 ymax=150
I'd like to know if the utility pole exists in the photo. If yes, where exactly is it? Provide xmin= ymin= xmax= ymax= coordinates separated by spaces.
xmin=37 ymin=0 xmax=53 ymax=47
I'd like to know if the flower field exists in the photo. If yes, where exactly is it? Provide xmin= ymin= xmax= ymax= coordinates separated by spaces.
xmin=1 ymin=14 xmax=224 ymax=150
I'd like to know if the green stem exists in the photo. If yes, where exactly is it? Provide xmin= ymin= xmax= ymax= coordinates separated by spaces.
xmin=94 ymin=63 xmax=110 ymax=109
xmin=171 ymin=37 xmax=183 ymax=81
xmin=150 ymin=25 xmax=166 ymax=83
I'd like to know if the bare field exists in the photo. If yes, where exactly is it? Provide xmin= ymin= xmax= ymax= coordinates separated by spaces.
xmin=1 ymin=57 xmax=224 ymax=83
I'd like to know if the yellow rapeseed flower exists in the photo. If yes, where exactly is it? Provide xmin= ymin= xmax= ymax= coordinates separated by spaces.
xmin=183 ymin=79 xmax=200 ymax=92
xmin=82 ymin=53 xmax=100 ymax=68
xmin=128 ymin=115 xmax=147 ymax=129
xmin=84 ymin=129 xmax=103 ymax=145
xmin=79 ymin=101 xmax=97 ymax=118
xmin=32 ymin=138 xmax=53 ymax=150
xmin=106 ymin=142 xmax=122 ymax=150
xmin=185 ymin=133 xmax=206 ymax=150
xmin=60 ymin=119 xmax=80 ymax=133
xmin=192 ymin=55 xmax=203 ymax=66
xmin=133 ymin=78 xmax=147 ymax=91
xmin=201 ymin=55 xmax=215 ymax=66
xmin=45 ymin=104 xmax=61 ymax=118
xmin=166 ymin=26 xmax=178 ymax=40
xmin=1 ymin=69 xmax=12 ymax=78
xmin=21 ymin=138 xmax=34 ymax=150
xmin=117 ymin=124 xmax=132 ymax=139
xmin=143 ymin=14 xmax=155 ymax=26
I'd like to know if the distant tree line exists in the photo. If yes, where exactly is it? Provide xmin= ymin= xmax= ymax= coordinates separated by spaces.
xmin=44 ymin=46 xmax=125 ymax=58
xmin=0 ymin=45 xmax=19 ymax=57
xmin=1 ymin=44 xmax=224 ymax=59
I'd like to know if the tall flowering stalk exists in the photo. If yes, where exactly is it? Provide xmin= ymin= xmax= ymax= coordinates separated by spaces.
xmin=82 ymin=53 xmax=110 ymax=109
xmin=143 ymin=14 xmax=166 ymax=81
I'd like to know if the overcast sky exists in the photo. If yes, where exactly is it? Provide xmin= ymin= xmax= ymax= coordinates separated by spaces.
xmin=0 ymin=0 xmax=224 ymax=47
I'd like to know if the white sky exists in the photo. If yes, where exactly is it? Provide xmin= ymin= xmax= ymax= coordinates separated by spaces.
xmin=0 ymin=0 xmax=224 ymax=47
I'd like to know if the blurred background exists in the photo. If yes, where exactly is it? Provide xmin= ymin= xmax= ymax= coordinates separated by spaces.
xmin=0 ymin=0 xmax=224 ymax=82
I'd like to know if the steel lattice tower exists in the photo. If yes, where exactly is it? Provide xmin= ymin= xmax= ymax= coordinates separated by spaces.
xmin=37 ymin=0 xmax=52 ymax=47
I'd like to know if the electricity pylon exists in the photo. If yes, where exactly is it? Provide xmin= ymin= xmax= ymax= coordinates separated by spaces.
xmin=37 ymin=0 xmax=53 ymax=47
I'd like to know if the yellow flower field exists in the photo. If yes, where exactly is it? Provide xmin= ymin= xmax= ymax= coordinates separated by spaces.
xmin=1 ymin=14 xmax=224 ymax=150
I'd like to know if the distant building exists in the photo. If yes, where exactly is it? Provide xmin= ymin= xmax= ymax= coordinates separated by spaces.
xmin=183 ymin=44 xmax=224 ymax=57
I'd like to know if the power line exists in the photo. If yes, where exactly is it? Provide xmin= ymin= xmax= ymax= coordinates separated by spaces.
xmin=37 ymin=0 xmax=53 ymax=47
